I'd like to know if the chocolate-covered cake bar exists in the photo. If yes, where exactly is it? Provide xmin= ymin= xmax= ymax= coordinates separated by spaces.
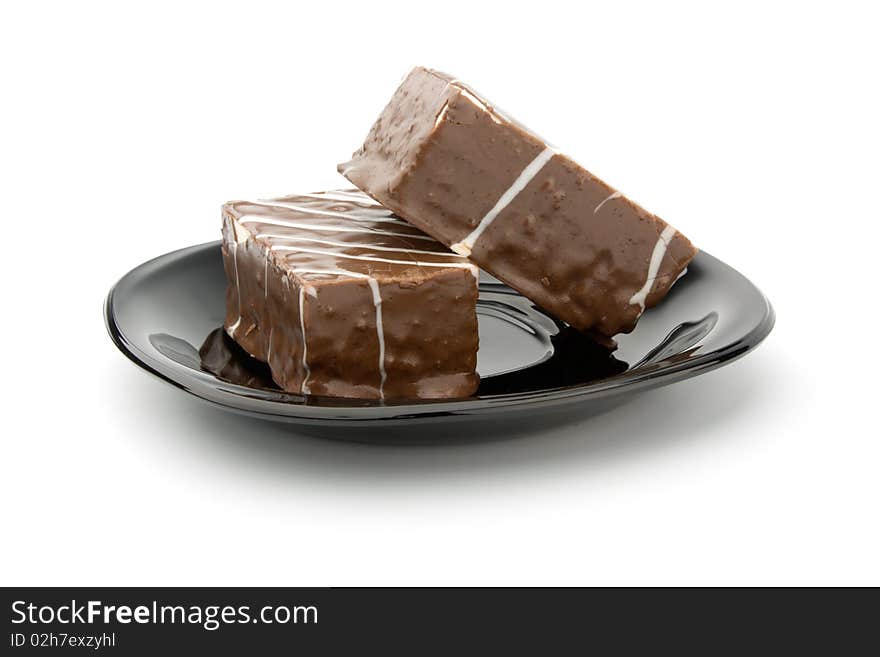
xmin=221 ymin=190 xmax=480 ymax=400
xmin=340 ymin=67 xmax=698 ymax=336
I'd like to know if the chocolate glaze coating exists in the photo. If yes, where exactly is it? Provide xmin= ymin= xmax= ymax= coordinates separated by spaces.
xmin=340 ymin=67 xmax=698 ymax=336
xmin=221 ymin=190 xmax=480 ymax=400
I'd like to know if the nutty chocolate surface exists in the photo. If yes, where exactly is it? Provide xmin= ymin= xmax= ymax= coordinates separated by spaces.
xmin=340 ymin=67 xmax=698 ymax=336
xmin=221 ymin=190 xmax=480 ymax=400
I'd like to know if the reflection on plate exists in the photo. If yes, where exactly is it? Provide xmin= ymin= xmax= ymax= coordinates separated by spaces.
xmin=107 ymin=242 xmax=774 ymax=427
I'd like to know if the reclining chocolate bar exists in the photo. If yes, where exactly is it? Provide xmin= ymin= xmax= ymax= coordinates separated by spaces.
xmin=339 ymin=67 xmax=698 ymax=336
xmin=221 ymin=190 xmax=480 ymax=400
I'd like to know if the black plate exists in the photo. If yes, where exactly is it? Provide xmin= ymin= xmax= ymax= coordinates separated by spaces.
xmin=105 ymin=242 xmax=773 ymax=428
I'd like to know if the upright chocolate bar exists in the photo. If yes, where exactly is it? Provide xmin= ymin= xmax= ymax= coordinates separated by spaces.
xmin=221 ymin=190 xmax=480 ymax=400
xmin=339 ymin=67 xmax=697 ymax=336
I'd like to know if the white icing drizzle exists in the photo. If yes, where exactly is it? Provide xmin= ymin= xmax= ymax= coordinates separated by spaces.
xmin=629 ymin=225 xmax=678 ymax=312
xmin=257 ymin=234 xmax=464 ymax=258
xmin=297 ymin=189 xmax=382 ymax=202
xmin=298 ymin=286 xmax=311 ymax=394
xmin=434 ymin=101 xmax=451 ymax=128
xmin=266 ymin=328 xmax=273 ymax=364
xmin=451 ymin=147 xmax=556 ymax=256
xmin=594 ymin=190 xmax=623 ymax=214
xmin=291 ymin=267 xmax=369 ymax=279
xmin=247 ymin=200 xmax=408 ymax=225
xmin=269 ymin=244 xmax=478 ymax=271
xmin=290 ymin=266 xmax=387 ymax=398
xmin=263 ymin=258 xmax=269 ymax=298
xmin=367 ymin=279 xmax=387 ymax=399
xmin=228 ymin=241 xmax=242 ymax=335
xmin=293 ymin=190 xmax=382 ymax=205
xmin=244 ymin=217 xmax=436 ymax=241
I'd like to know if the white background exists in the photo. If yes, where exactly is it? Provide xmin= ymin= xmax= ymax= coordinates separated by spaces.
xmin=1 ymin=1 xmax=878 ymax=586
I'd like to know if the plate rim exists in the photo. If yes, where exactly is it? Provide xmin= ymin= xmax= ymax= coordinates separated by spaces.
xmin=105 ymin=241 xmax=775 ymax=423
